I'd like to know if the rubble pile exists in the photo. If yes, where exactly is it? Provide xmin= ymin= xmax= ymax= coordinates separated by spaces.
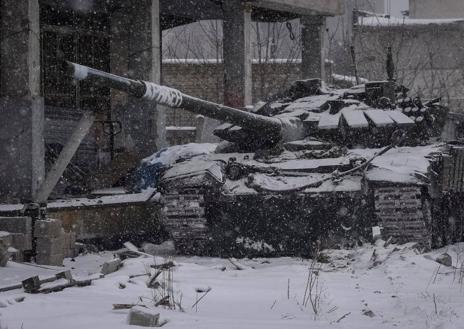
xmin=0 ymin=217 xmax=76 ymax=266
xmin=0 ymin=217 xmax=33 ymax=263
xmin=34 ymin=219 xmax=76 ymax=266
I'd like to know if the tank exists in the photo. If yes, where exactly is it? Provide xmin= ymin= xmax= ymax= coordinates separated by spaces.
xmin=66 ymin=61 xmax=449 ymax=257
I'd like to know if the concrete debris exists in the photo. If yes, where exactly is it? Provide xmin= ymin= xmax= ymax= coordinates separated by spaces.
xmin=114 ymin=248 xmax=140 ymax=260
xmin=55 ymin=270 xmax=73 ymax=281
xmin=113 ymin=303 xmax=137 ymax=310
xmin=34 ymin=219 xmax=63 ymax=238
xmin=19 ymin=271 xmax=92 ymax=294
xmin=142 ymin=241 xmax=176 ymax=256
xmin=0 ymin=231 xmax=12 ymax=246
xmin=8 ymin=247 xmax=21 ymax=262
xmin=101 ymin=258 xmax=122 ymax=275
xmin=123 ymin=242 xmax=153 ymax=257
xmin=0 ymin=217 xmax=32 ymax=234
xmin=436 ymin=253 xmax=453 ymax=267
xmin=0 ymin=218 xmax=75 ymax=265
xmin=150 ymin=261 xmax=175 ymax=270
xmin=10 ymin=233 xmax=33 ymax=252
xmin=0 ymin=218 xmax=34 ymax=261
xmin=22 ymin=276 xmax=41 ymax=293
xmin=127 ymin=306 xmax=160 ymax=327
xmin=34 ymin=219 xmax=77 ymax=266
xmin=36 ymin=236 xmax=65 ymax=256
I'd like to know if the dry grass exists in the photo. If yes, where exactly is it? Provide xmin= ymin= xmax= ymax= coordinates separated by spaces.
xmin=302 ymin=242 xmax=324 ymax=319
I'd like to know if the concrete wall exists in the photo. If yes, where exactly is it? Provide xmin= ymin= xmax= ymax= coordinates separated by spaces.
xmin=326 ymin=0 xmax=385 ymax=44
xmin=354 ymin=22 xmax=464 ymax=111
xmin=52 ymin=203 xmax=162 ymax=243
xmin=410 ymin=0 xmax=464 ymax=19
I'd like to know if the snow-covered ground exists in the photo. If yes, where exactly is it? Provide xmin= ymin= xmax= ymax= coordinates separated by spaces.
xmin=1 ymin=242 xmax=464 ymax=329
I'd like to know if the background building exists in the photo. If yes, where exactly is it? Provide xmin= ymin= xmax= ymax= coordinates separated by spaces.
xmin=409 ymin=0 xmax=464 ymax=18
xmin=354 ymin=1 xmax=464 ymax=113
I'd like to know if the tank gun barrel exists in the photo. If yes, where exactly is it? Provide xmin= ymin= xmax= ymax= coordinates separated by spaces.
xmin=66 ymin=61 xmax=292 ymax=140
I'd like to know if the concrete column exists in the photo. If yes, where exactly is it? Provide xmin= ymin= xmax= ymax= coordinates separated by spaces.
xmin=153 ymin=0 xmax=167 ymax=149
xmin=110 ymin=0 xmax=165 ymax=158
xmin=0 ymin=0 xmax=44 ymax=203
xmin=223 ymin=0 xmax=252 ymax=108
xmin=301 ymin=16 xmax=326 ymax=80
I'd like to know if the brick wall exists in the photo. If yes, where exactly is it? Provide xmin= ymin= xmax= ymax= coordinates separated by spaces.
xmin=162 ymin=62 xmax=303 ymax=127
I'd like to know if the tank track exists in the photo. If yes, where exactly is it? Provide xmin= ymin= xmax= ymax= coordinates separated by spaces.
xmin=161 ymin=190 xmax=209 ymax=254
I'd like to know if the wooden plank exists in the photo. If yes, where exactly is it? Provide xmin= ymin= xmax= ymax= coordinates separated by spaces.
xmin=35 ymin=111 xmax=96 ymax=203
xmin=442 ymin=155 xmax=452 ymax=191
xmin=458 ymin=149 xmax=464 ymax=192
xmin=364 ymin=110 xmax=395 ymax=127
xmin=450 ymin=148 xmax=459 ymax=191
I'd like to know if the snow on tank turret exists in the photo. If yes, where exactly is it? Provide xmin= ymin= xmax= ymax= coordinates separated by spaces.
xmin=66 ymin=61 xmax=448 ymax=256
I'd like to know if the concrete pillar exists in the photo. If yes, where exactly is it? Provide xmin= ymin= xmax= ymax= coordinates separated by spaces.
xmin=110 ymin=0 xmax=165 ymax=158
xmin=223 ymin=0 xmax=252 ymax=108
xmin=0 ymin=0 xmax=44 ymax=203
xmin=301 ymin=16 xmax=326 ymax=80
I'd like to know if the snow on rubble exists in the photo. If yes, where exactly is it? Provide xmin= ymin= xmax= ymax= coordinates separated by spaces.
xmin=1 ymin=242 xmax=464 ymax=329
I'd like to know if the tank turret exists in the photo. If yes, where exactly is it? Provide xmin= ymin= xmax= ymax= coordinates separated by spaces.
xmin=66 ymin=61 xmax=447 ymax=150
xmin=66 ymin=61 xmax=305 ymax=148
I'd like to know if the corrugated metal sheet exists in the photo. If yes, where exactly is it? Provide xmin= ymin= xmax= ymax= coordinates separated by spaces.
xmin=44 ymin=106 xmax=97 ymax=170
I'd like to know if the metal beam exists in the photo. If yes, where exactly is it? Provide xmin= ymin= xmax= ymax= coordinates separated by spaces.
xmin=34 ymin=111 xmax=96 ymax=203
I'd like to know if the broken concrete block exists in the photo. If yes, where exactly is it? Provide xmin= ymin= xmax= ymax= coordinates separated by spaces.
xmin=34 ymin=219 xmax=63 ymax=238
xmin=436 ymin=253 xmax=452 ymax=267
xmin=0 ymin=241 xmax=8 ymax=267
xmin=101 ymin=258 xmax=122 ymax=275
xmin=0 ymin=231 xmax=12 ymax=247
xmin=62 ymin=232 xmax=77 ymax=258
xmin=142 ymin=241 xmax=176 ymax=256
xmin=0 ymin=217 xmax=32 ymax=234
xmin=127 ymin=306 xmax=160 ymax=327
xmin=55 ymin=270 xmax=73 ymax=281
xmin=10 ymin=233 xmax=32 ymax=251
xmin=8 ymin=247 xmax=22 ymax=262
xmin=35 ymin=253 xmax=64 ymax=266
xmin=22 ymin=276 xmax=41 ymax=293
xmin=36 ymin=236 xmax=65 ymax=256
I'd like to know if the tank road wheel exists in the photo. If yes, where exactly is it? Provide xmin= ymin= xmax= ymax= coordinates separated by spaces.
xmin=161 ymin=190 xmax=209 ymax=255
